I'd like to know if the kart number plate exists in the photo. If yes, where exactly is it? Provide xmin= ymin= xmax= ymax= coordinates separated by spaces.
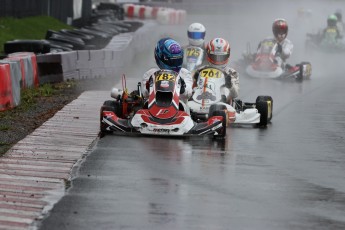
xmin=186 ymin=47 xmax=201 ymax=58
xmin=155 ymin=72 xmax=175 ymax=82
xmin=200 ymin=68 xmax=223 ymax=78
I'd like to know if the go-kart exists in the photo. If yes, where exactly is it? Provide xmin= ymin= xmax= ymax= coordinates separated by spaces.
xmin=100 ymin=70 xmax=228 ymax=138
xmin=187 ymin=66 xmax=273 ymax=127
xmin=235 ymin=38 xmax=312 ymax=81
xmin=305 ymin=31 xmax=345 ymax=54
xmin=183 ymin=46 xmax=204 ymax=73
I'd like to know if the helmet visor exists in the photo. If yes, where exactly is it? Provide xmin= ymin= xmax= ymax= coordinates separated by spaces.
xmin=188 ymin=31 xmax=205 ymax=39
xmin=208 ymin=53 xmax=229 ymax=64
xmin=162 ymin=55 xmax=183 ymax=68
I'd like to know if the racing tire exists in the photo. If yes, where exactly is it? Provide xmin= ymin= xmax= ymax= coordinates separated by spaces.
xmin=295 ymin=64 xmax=304 ymax=82
xmin=4 ymin=40 xmax=51 ymax=54
xmin=208 ymin=104 xmax=227 ymax=118
xmin=211 ymin=110 xmax=227 ymax=139
xmin=103 ymin=100 xmax=122 ymax=117
xmin=100 ymin=101 xmax=121 ymax=136
xmin=299 ymin=61 xmax=312 ymax=80
xmin=256 ymin=96 xmax=273 ymax=122
xmin=256 ymin=101 xmax=269 ymax=127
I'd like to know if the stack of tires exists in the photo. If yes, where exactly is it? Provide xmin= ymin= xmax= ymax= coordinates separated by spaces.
xmin=3 ymin=4 xmax=143 ymax=55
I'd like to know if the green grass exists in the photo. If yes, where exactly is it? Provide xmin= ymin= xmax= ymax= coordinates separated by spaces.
xmin=0 ymin=15 xmax=74 ymax=53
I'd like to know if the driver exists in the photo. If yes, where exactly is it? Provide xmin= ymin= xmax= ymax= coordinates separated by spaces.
xmin=193 ymin=37 xmax=239 ymax=102
xmin=183 ymin=22 xmax=207 ymax=68
xmin=141 ymin=38 xmax=193 ymax=102
xmin=259 ymin=18 xmax=293 ymax=69
xmin=322 ymin=14 xmax=343 ymax=43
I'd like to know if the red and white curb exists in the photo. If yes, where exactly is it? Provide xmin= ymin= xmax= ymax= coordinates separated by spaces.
xmin=0 ymin=91 xmax=108 ymax=230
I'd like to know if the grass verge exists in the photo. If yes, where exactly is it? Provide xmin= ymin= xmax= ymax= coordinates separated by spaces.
xmin=0 ymin=15 xmax=74 ymax=53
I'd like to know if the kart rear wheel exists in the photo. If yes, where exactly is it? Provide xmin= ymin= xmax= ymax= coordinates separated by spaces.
xmin=211 ymin=110 xmax=227 ymax=139
xmin=256 ymin=101 xmax=269 ymax=127
xmin=256 ymin=96 xmax=273 ymax=122
xmin=299 ymin=61 xmax=312 ymax=80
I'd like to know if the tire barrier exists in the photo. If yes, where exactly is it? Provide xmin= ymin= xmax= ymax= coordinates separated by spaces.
xmin=123 ymin=4 xmax=186 ymax=25
xmin=0 ymin=64 xmax=14 ymax=111
xmin=36 ymin=19 xmax=158 ymax=85
xmin=4 ymin=40 xmax=51 ymax=55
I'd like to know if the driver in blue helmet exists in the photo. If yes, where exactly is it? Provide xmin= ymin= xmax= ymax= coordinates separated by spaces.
xmin=141 ymin=38 xmax=193 ymax=103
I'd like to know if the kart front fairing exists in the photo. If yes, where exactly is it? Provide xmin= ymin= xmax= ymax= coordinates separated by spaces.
xmin=245 ymin=38 xmax=285 ymax=79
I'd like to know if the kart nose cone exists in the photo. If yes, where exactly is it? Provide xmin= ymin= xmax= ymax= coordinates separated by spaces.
xmin=141 ymin=123 xmax=148 ymax=128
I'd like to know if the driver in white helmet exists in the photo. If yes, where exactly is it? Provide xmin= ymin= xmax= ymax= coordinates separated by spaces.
xmin=193 ymin=37 xmax=239 ymax=102
xmin=183 ymin=22 xmax=207 ymax=67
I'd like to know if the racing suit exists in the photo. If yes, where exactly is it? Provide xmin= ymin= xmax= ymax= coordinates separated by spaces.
xmin=182 ymin=43 xmax=207 ymax=69
xmin=141 ymin=67 xmax=193 ymax=103
xmin=273 ymin=38 xmax=294 ymax=68
xmin=193 ymin=65 xmax=239 ymax=102
xmin=257 ymin=37 xmax=293 ymax=68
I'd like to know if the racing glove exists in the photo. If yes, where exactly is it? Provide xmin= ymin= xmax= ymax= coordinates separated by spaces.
xmin=179 ymin=77 xmax=186 ymax=95
xmin=146 ymin=76 xmax=153 ymax=92
xmin=225 ymin=74 xmax=232 ymax=88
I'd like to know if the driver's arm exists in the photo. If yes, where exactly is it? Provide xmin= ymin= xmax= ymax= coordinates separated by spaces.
xmin=225 ymin=67 xmax=239 ymax=99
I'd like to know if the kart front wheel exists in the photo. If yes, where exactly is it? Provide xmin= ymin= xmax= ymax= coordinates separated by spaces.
xmin=100 ymin=102 xmax=119 ymax=136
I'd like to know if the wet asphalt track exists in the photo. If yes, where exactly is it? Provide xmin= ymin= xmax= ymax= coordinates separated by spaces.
xmin=39 ymin=1 xmax=345 ymax=229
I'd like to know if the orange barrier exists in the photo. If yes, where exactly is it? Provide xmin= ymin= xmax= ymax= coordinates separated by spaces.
xmin=8 ymin=52 xmax=39 ymax=87
xmin=0 ymin=63 xmax=14 ymax=111
xmin=4 ymin=56 xmax=26 ymax=88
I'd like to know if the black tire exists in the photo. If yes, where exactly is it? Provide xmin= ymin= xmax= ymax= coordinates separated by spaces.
xmin=4 ymin=40 xmax=51 ymax=54
xmin=100 ymin=100 xmax=122 ymax=136
xmin=295 ymin=64 xmax=304 ymax=82
xmin=208 ymin=104 xmax=227 ymax=118
xmin=103 ymin=100 xmax=122 ymax=117
xmin=100 ymin=105 xmax=115 ymax=135
xmin=299 ymin=61 xmax=312 ymax=80
xmin=256 ymin=96 xmax=273 ymax=122
xmin=211 ymin=110 xmax=227 ymax=139
xmin=256 ymin=101 xmax=268 ymax=127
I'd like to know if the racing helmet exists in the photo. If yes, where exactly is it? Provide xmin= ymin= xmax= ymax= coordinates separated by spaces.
xmin=205 ymin=37 xmax=230 ymax=68
xmin=335 ymin=9 xmax=342 ymax=22
xmin=272 ymin=18 xmax=288 ymax=42
xmin=187 ymin=22 xmax=206 ymax=47
xmin=327 ymin=14 xmax=338 ymax=27
xmin=154 ymin=38 xmax=183 ymax=73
